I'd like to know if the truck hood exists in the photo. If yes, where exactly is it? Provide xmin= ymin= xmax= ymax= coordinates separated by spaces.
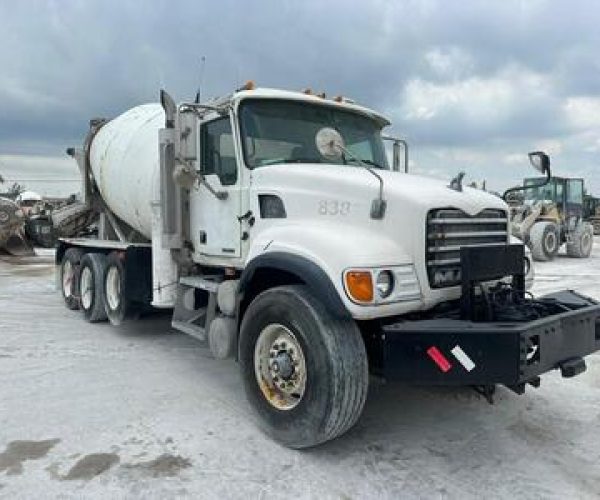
xmin=251 ymin=164 xmax=507 ymax=216
xmin=248 ymin=164 xmax=513 ymax=319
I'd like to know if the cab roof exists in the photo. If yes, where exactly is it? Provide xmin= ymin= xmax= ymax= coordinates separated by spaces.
xmin=230 ymin=87 xmax=391 ymax=128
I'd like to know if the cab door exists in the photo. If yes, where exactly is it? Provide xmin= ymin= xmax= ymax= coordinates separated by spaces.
xmin=566 ymin=179 xmax=584 ymax=220
xmin=190 ymin=115 xmax=242 ymax=258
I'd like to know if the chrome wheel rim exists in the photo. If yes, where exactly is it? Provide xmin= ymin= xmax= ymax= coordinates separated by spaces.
xmin=80 ymin=266 xmax=93 ymax=310
xmin=62 ymin=260 xmax=74 ymax=298
xmin=106 ymin=266 xmax=120 ymax=311
xmin=254 ymin=324 xmax=307 ymax=411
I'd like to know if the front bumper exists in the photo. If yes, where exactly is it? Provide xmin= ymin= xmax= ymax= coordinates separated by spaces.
xmin=376 ymin=290 xmax=600 ymax=388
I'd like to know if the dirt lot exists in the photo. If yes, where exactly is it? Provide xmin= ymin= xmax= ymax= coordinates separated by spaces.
xmin=1 ymin=243 xmax=600 ymax=499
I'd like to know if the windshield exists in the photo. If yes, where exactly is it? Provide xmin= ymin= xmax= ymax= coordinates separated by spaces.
xmin=524 ymin=178 xmax=556 ymax=202
xmin=239 ymin=99 xmax=388 ymax=169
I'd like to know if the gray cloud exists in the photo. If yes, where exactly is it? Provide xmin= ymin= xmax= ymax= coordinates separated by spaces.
xmin=0 ymin=0 xmax=599 ymax=193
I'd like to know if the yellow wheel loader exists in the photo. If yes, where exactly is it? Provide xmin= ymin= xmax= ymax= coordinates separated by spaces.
xmin=506 ymin=152 xmax=593 ymax=262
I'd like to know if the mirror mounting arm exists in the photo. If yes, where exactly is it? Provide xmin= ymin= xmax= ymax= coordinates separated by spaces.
xmin=502 ymin=151 xmax=552 ymax=202
xmin=173 ymin=156 xmax=228 ymax=201
xmin=339 ymin=145 xmax=386 ymax=219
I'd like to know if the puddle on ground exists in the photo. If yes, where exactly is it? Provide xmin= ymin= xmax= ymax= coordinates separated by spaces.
xmin=62 ymin=453 xmax=120 ymax=480
xmin=122 ymin=453 xmax=192 ymax=477
xmin=0 ymin=439 xmax=60 ymax=475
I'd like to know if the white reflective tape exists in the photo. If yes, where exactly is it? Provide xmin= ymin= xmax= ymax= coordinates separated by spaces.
xmin=451 ymin=345 xmax=476 ymax=372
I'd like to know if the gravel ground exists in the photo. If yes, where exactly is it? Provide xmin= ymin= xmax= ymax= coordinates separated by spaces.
xmin=1 ymin=242 xmax=600 ymax=499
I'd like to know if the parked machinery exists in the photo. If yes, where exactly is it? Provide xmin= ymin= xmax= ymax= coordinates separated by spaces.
xmin=0 ymin=197 xmax=34 ymax=256
xmin=508 ymin=152 xmax=594 ymax=261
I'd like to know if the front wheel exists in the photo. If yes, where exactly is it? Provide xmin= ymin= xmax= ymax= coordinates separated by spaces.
xmin=239 ymin=285 xmax=369 ymax=449
xmin=529 ymin=221 xmax=560 ymax=261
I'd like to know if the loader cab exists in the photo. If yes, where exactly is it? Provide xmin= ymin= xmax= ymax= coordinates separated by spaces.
xmin=584 ymin=195 xmax=600 ymax=219
xmin=524 ymin=176 xmax=585 ymax=220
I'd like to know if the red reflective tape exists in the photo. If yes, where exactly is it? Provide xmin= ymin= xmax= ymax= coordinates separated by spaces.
xmin=427 ymin=346 xmax=452 ymax=373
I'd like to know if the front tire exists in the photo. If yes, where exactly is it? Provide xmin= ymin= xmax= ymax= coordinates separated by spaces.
xmin=239 ymin=285 xmax=368 ymax=449
xmin=79 ymin=253 xmax=108 ymax=323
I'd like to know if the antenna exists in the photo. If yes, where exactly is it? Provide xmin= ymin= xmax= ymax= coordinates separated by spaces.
xmin=195 ymin=56 xmax=206 ymax=103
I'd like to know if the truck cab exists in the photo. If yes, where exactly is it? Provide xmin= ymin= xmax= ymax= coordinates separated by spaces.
xmin=171 ymin=87 xmax=528 ymax=319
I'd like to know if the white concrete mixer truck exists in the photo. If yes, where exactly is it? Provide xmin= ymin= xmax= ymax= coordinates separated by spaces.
xmin=59 ymin=83 xmax=600 ymax=448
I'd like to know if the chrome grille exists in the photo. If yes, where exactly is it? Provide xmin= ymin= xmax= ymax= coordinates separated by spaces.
xmin=426 ymin=208 xmax=508 ymax=288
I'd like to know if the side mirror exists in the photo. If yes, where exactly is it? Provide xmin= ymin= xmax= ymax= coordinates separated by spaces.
xmin=528 ymin=151 xmax=550 ymax=176
xmin=315 ymin=127 xmax=345 ymax=160
xmin=382 ymin=136 xmax=409 ymax=173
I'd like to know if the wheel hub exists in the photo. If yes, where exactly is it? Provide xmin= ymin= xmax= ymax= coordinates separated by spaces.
xmin=106 ymin=266 xmax=121 ymax=311
xmin=254 ymin=324 xmax=306 ymax=410
xmin=80 ymin=267 xmax=92 ymax=310
xmin=270 ymin=351 xmax=294 ymax=380
xmin=62 ymin=261 xmax=73 ymax=297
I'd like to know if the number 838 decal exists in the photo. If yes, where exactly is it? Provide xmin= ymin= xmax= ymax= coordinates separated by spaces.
xmin=318 ymin=200 xmax=351 ymax=216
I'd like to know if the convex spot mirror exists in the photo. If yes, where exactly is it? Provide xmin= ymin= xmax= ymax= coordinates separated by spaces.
xmin=315 ymin=127 xmax=345 ymax=160
xmin=528 ymin=151 xmax=551 ymax=176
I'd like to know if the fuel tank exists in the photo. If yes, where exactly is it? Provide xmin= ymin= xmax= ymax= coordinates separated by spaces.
xmin=89 ymin=104 xmax=164 ymax=238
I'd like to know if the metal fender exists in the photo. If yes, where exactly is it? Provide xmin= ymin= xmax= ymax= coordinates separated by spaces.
xmin=238 ymin=251 xmax=350 ymax=319
xmin=246 ymin=223 xmax=414 ymax=271
xmin=242 ymin=223 xmax=417 ymax=319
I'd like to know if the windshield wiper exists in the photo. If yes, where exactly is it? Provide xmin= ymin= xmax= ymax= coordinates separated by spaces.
xmin=344 ymin=157 xmax=384 ymax=169
xmin=281 ymin=158 xmax=322 ymax=164
xmin=259 ymin=158 xmax=322 ymax=166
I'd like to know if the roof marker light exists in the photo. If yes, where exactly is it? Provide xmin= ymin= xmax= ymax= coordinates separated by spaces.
xmin=237 ymin=80 xmax=255 ymax=92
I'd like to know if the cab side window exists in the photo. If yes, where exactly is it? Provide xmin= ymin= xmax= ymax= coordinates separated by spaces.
xmin=201 ymin=117 xmax=237 ymax=186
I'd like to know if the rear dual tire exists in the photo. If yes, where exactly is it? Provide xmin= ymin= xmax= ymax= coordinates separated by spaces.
xmin=60 ymin=249 xmax=134 ymax=324
xmin=103 ymin=252 xmax=134 ymax=325
xmin=79 ymin=253 xmax=108 ymax=322
xmin=60 ymin=248 xmax=84 ymax=310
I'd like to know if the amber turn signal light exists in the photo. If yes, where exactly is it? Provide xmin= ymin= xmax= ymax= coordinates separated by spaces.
xmin=345 ymin=271 xmax=373 ymax=303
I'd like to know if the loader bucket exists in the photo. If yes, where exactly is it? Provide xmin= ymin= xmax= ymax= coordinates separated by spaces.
xmin=2 ymin=233 xmax=35 ymax=256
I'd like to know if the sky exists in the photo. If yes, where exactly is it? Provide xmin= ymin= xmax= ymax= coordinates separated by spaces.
xmin=0 ymin=0 xmax=599 ymax=196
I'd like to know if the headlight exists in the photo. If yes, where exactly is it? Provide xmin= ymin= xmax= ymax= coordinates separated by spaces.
xmin=376 ymin=270 xmax=394 ymax=298
xmin=343 ymin=265 xmax=421 ymax=305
